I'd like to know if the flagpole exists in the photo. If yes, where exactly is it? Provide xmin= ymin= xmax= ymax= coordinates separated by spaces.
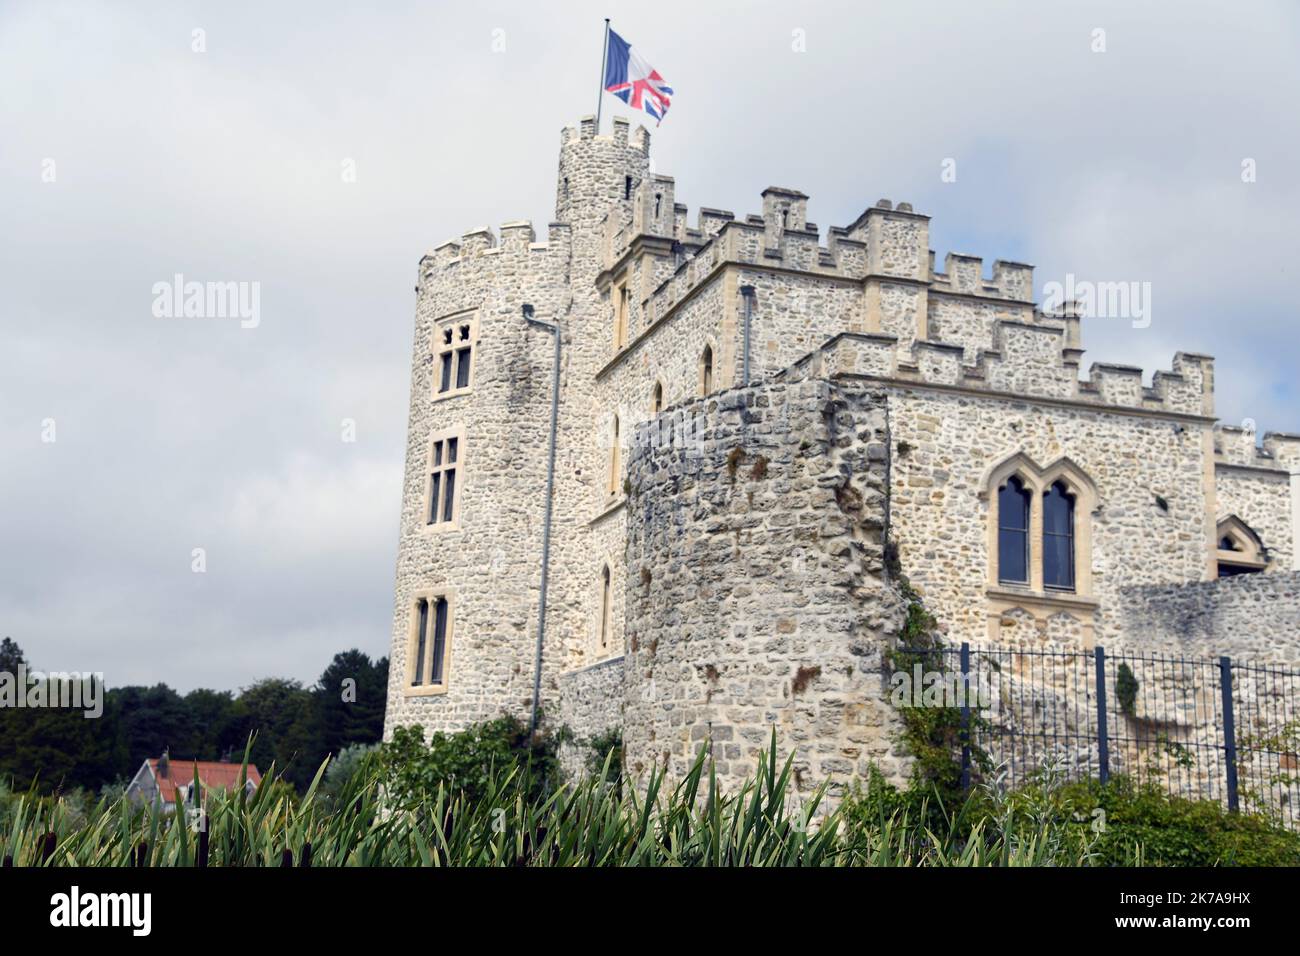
xmin=595 ymin=18 xmax=610 ymax=131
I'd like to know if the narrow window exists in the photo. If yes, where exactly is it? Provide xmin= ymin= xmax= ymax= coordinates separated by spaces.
xmin=608 ymin=415 xmax=621 ymax=497
xmin=615 ymin=286 xmax=629 ymax=350
xmin=701 ymin=345 xmax=714 ymax=395
xmin=1042 ymin=481 xmax=1075 ymax=590
xmin=429 ymin=597 xmax=449 ymax=684
xmin=412 ymin=599 xmax=428 ymax=685
xmin=410 ymin=596 xmax=450 ymax=687
xmin=624 ymin=175 xmax=632 ymax=200
xmin=599 ymin=565 xmax=612 ymax=652
xmin=781 ymin=208 xmax=789 ymax=229
xmin=426 ymin=433 xmax=463 ymax=527
xmin=997 ymin=476 xmax=1030 ymax=585
xmin=653 ymin=382 xmax=663 ymax=415
xmin=654 ymin=193 xmax=662 ymax=219
xmin=442 ymin=438 xmax=458 ymax=522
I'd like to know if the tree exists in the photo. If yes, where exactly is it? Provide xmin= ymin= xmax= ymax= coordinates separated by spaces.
xmin=231 ymin=678 xmax=321 ymax=790
xmin=313 ymin=650 xmax=388 ymax=755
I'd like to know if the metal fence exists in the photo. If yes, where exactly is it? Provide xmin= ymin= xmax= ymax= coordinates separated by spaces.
xmin=892 ymin=643 xmax=1300 ymax=828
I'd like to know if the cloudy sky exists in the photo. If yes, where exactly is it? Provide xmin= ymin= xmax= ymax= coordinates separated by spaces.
xmin=2 ymin=1 xmax=1296 ymax=692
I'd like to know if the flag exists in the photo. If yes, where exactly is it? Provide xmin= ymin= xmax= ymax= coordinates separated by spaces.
xmin=603 ymin=28 xmax=673 ymax=124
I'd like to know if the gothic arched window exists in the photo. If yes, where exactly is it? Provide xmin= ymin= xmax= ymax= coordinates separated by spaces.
xmin=997 ymin=476 xmax=1031 ymax=585
xmin=1042 ymin=481 xmax=1075 ymax=590
xmin=700 ymin=345 xmax=714 ymax=396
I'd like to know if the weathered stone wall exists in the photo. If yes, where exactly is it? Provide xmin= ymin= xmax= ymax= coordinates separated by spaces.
xmin=621 ymin=377 xmax=909 ymax=795
xmin=1216 ymin=467 xmax=1293 ymax=569
xmin=556 ymin=655 xmax=625 ymax=778
xmin=1117 ymin=570 xmax=1300 ymax=663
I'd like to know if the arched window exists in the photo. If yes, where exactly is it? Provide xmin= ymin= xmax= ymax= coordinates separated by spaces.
xmin=985 ymin=453 xmax=1096 ymax=599
xmin=607 ymin=414 xmax=621 ymax=497
xmin=997 ymin=476 xmax=1031 ymax=585
xmin=652 ymin=381 xmax=664 ymax=415
xmin=599 ymin=565 xmax=612 ymax=653
xmin=1216 ymin=516 xmax=1267 ymax=577
xmin=1042 ymin=481 xmax=1075 ymax=590
xmin=700 ymin=345 xmax=714 ymax=396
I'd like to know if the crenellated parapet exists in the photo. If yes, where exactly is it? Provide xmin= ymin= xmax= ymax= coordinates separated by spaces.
xmin=780 ymin=328 xmax=1217 ymax=420
xmin=420 ymin=220 xmax=572 ymax=282
xmin=1216 ymin=427 xmax=1300 ymax=472
xmin=930 ymin=252 xmax=1035 ymax=303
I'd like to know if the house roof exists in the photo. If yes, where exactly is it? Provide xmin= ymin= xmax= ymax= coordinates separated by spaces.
xmin=147 ymin=758 xmax=262 ymax=804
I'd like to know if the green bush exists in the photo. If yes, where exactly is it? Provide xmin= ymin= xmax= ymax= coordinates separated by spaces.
xmin=378 ymin=714 xmax=561 ymax=808
xmin=1052 ymin=776 xmax=1300 ymax=866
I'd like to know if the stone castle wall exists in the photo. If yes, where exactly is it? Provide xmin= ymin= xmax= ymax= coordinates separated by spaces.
xmin=1117 ymin=570 xmax=1300 ymax=663
xmin=619 ymin=377 xmax=909 ymax=793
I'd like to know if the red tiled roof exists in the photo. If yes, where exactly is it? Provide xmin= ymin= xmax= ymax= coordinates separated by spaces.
xmin=148 ymin=758 xmax=262 ymax=804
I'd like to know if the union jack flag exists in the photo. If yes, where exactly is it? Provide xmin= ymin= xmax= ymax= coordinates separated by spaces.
xmin=603 ymin=28 xmax=673 ymax=124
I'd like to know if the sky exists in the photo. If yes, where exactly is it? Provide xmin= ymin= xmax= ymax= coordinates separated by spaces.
xmin=2 ymin=1 xmax=1297 ymax=693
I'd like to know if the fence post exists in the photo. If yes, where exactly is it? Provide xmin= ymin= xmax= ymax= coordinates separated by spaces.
xmin=1094 ymin=646 xmax=1109 ymax=785
xmin=960 ymin=642 xmax=971 ymax=790
xmin=1220 ymin=656 xmax=1239 ymax=812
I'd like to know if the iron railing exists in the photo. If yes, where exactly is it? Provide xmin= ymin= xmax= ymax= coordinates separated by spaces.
xmin=891 ymin=643 xmax=1300 ymax=828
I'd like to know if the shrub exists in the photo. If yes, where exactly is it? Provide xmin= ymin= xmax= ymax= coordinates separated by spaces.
xmin=377 ymin=714 xmax=561 ymax=807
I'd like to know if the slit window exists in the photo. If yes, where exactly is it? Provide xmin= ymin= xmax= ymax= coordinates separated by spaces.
xmin=701 ymin=345 xmax=714 ymax=396
xmin=607 ymin=415 xmax=621 ymax=497
xmin=599 ymin=565 xmax=612 ymax=652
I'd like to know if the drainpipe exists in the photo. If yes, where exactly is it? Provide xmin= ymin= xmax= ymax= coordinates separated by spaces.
xmin=523 ymin=303 xmax=561 ymax=735
xmin=740 ymin=284 xmax=756 ymax=385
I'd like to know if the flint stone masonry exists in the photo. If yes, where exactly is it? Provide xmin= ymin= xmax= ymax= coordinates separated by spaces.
xmin=557 ymin=655 xmax=625 ymax=778
xmin=384 ymin=116 xmax=1299 ymax=796
xmin=621 ymin=378 xmax=909 ymax=793
xmin=1117 ymin=571 xmax=1300 ymax=663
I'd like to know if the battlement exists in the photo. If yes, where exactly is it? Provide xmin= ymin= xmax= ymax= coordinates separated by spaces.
xmin=1216 ymin=427 xmax=1300 ymax=471
xmin=779 ymin=329 xmax=1216 ymax=420
xmin=930 ymin=252 xmax=1035 ymax=303
xmin=421 ymin=220 xmax=572 ymax=274
xmin=560 ymin=114 xmax=651 ymax=153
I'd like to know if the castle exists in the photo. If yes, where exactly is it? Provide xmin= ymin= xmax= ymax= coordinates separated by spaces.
xmin=383 ymin=115 xmax=1300 ymax=790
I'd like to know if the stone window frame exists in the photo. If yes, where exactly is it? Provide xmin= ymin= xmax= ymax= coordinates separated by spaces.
xmin=403 ymin=586 xmax=455 ymax=697
xmin=613 ymin=279 xmax=630 ymax=353
xmin=596 ymin=561 xmax=614 ymax=658
xmin=421 ymin=426 xmax=466 ymax=533
xmin=606 ymin=412 xmax=622 ymax=500
xmin=1215 ymin=515 xmax=1268 ymax=575
xmin=431 ymin=309 xmax=479 ymax=401
xmin=651 ymin=377 xmax=666 ymax=417
xmin=699 ymin=339 xmax=717 ymax=397
xmin=982 ymin=453 xmax=1097 ymax=598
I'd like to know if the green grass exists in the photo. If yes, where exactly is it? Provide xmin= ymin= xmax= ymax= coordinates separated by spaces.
xmin=2 ymin=732 xmax=1295 ymax=867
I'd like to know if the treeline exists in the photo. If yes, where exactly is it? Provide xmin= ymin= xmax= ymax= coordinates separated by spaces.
xmin=0 ymin=637 xmax=388 ymax=794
